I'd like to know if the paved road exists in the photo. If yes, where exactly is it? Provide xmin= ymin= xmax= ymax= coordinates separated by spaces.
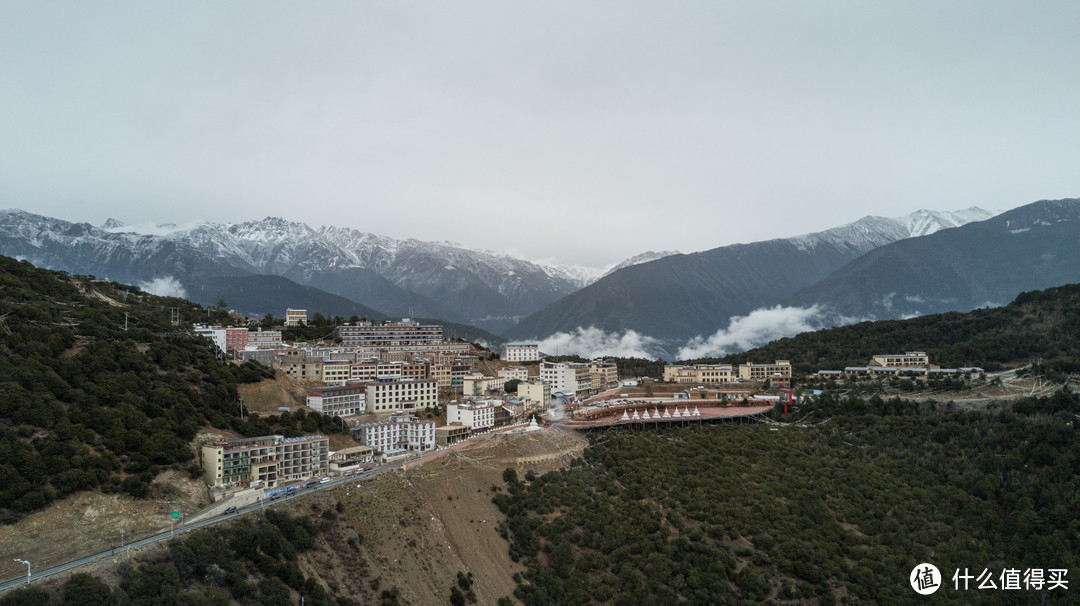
xmin=0 ymin=465 xmax=398 ymax=592
xmin=0 ymin=422 xmax=538 ymax=593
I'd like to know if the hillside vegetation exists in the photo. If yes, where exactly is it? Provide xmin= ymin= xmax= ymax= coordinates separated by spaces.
xmin=0 ymin=255 xmax=345 ymax=523
xmin=497 ymin=391 xmax=1080 ymax=604
xmin=697 ymin=283 xmax=1080 ymax=372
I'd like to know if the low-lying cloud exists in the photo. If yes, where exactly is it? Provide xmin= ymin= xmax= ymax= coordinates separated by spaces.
xmin=537 ymin=326 xmax=662 ymax=359
xmin=137 ymin=276 xmax=187 ymax=299
xmin=676 ymin=305 xmax=826 ymax=360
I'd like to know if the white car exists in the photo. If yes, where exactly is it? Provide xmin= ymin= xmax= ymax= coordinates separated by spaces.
xmin=319 ymin=477 xmax=330 ymax=484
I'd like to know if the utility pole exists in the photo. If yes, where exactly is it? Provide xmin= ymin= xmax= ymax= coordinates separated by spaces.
xmin=120 ymin=529 xmax=125 ymax=551
xmin=13 ymin=558 xmax=29 ymax=585
xmin=239 ymin=398 xmax=245 ymax=421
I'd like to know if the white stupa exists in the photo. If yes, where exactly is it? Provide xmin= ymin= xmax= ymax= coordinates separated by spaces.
xmin=621 ymin=410 xmax=630 ymax=421
xmin=683 ymin=406 xmax=692 ymax=417
xmin=526 ymin=417 xmax=541 ymax=432
xmin=663 ymin=409 xmax=671 ymax=418
xmin=672 ymin=408 xmax=681 ymax=418
xmin=692 ymin=406 xmax=701 ymax=417
xmin=632 ymin=410 xmax=640 ymax=420
xmin=641 ymin=409 xmax=651 ymax=420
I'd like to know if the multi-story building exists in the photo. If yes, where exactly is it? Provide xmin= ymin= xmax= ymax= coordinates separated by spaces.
xmin=504 ymin=342 xmax=541 ymax=362
xmin=516 ymin=380 xmax=551 ymax=408
xmin=306 ymin=383 xmax=367 ymax=417
xmin=498 ymin=366 xmax=530 ymax=382
xmin=352 ymin=414 xmax=435 ymax=457
xmin=194 ymin=325 xmax=249 ymax=355
xmin=869 ymin=352 xmax=931 ymax=368
xmin=275 ymin=353 xmax=324 ymax=383
xmin=202 ymin=434 xmax=329 ymax=488
xmin=664 ymin=364 xmax=736 ymax=384
xmin=430 ymin=364 xmax=453 ymax=388
xmin=446 ymin=400 xmax=497 ymax=430
xmin=462 ymin=374 xmax=507 ymax=396
xmin=247 ymin=328 xmax=282 ymax=349
xmin=540 ymin=361 xmax=584 ymax=395
xmin=285 ymin=308 xmax=308 ymax=327
xmin=365 ymin=379 xmax=439 ymax=413
xmin=589 ymin=360 xmax=619 ymax=388
xmin=737 ymin=361 xmax=793 ymax=381
xmin=322 ymin=360 xmax=352 ymax=384
xmin=336 ymin=319 xmax=443 ymax=348
xmin=435 ymin=424 xmax=471 ymax=447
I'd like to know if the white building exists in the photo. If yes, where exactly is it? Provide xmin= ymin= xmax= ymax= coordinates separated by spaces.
xmin=353 ymin=414 xmax=436 ymax=457
xmin=366 ymin=379 xmax=439 ymax=413
xmin=446 ymin=401 xmax=497 ymax=431
xmin=504 ymin=342 xmax=541 ymax=362
xmin=540 ymin=360 xmax=583 ymax=395
xmin=306 ymin=383 xmax=367 ymax=417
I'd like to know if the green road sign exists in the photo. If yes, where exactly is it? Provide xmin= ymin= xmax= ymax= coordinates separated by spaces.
xmin=170 ymin=511 xmax=180 ymax=519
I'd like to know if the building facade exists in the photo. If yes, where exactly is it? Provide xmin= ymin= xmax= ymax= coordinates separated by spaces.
xmin=736 ymin=361 xmax=793 ymax=381
xmin=504 ymin=342 xmax=541 ymax=362
xmin=352 ymin=414 xmax=436 ymax=457
xmin=366 ymin=379 xmax=439 ymax=413
xmin=663 ymin=364 xmax=736 ymax=384
xmin=306 ymin=383 xmax=367 ymax=417
xmin=446 ymin=401 xmax=496 ymax=430
xmin=336 ymin=319 xmax=444 ymax=348
xmin=202 ymin=434 xmax=329 ymax=488
xmin=870 ymin=352 xmax=931 ymax=368
xmin=285 ymin=308 xmax=308 ymax=327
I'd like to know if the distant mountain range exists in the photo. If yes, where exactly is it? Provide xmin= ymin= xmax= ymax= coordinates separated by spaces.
xmin=504 ymin=207 xmax=999 ymax=351
xmin=9 ymin=201 xmax=1079 ymax=361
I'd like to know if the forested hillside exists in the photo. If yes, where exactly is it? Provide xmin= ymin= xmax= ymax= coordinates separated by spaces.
xmin=496 ymin=391 xmax=1080 ymax=604
xmin=694 ymin=283 xmax=1080 ymax=372
xmin=0 ymin=255 xmax=342 ymax=523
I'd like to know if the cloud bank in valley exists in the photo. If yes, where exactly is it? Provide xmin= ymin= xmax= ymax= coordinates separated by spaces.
xmin=676 ymin=305 xmax=826 ymax=360
xmin=137 ymin=276 xmax=187 ymax=299
xmin=538 ymin=327 xmax=662 ymax=359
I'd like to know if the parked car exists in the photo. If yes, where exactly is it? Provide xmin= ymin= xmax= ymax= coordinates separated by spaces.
xmin=223 ymin=506 xmax=237 ymax=515
xmin=319 ymin=477 xmax=330 ymax=484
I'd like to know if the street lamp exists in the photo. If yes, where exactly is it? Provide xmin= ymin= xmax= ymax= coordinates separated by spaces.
xmin=13 ymin=558 xmax=29 ymax=584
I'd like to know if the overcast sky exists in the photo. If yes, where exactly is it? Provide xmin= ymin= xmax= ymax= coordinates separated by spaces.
xmin=2 ymin=1 xmax=1078 ymax=267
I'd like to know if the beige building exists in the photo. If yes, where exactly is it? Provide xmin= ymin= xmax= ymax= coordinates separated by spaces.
xmin=498 ymin=366 xmax=530 ymax=382
xmin=664 ymin=364 xmax=736 ymax=384
xmin=329 ymin=445 xmax=374 ymax=472
xmin=322 ymin=361 xmax=352 ymax=384
xmin=366 ymin=379 xmax=439 ymax=413
xmin=589 ymin=360 xmax=619 ymax=389
xmin=276 ymin=354 xmax=324 ymax=383
xmin=435 ymin=424 xmax=471 ymax=447
xmin=202 ymin=434 xmax=329 ymax=488
xmin=462 ymin=374 xmax=507 ymax=396
xmin=737 ymin=361 xmax=792 ymax=381
xmin=516 ymin=380 xmax=551 ymax=408
xmin=285 ymin=308 xmax=308 ymax=327
xmin=870 ymin=352 xmax=931 ymax=368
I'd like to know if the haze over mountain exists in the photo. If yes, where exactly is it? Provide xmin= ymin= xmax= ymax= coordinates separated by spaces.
xmin=506 ymin=207 xmax=998 ymax=357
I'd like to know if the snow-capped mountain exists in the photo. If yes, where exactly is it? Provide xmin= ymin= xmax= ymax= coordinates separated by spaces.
xmin=506 ymin=206 xmax=1000 ymax=350
xmin=0 ymin=205 xmax=1001 ymax=341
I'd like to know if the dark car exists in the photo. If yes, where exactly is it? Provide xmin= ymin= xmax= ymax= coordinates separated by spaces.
xmin=223 ymin=506 xmax=237 ymax=515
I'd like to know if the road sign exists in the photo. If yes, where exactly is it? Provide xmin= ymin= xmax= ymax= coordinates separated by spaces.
xmin=170 ymin=511 xmax=180 ymax=519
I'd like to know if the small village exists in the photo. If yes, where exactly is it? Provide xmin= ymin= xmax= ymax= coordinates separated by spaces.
xmin=193 ymin=310 xmax=983 ymax=504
